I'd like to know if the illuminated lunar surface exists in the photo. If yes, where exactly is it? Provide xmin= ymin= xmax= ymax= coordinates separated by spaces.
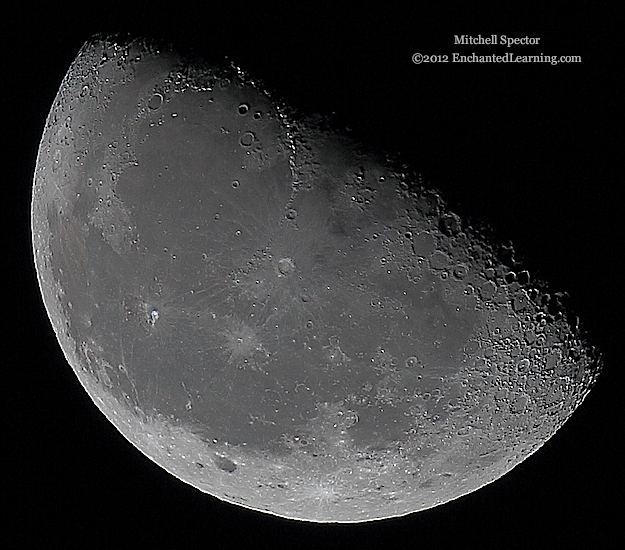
xmin=31 ymin=36 xmax=601 ymax=523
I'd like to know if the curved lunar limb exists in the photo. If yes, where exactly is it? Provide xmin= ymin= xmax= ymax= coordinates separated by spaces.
xmin=31 ymin=35 xmax=601 ymax=522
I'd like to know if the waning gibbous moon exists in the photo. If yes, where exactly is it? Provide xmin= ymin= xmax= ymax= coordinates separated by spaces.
xmin=31 ymin=35 xmax=601 ymax=522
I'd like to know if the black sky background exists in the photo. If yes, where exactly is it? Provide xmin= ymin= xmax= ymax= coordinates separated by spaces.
xmin=6 ymin=2 xmax=620 ymax=548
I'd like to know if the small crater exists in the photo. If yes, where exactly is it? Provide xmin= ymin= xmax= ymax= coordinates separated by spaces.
xmin=223 ymin=322 xmax=261 ymax=360
xmin=237 ymin=103 xmax=250 ymax=115
xmin=453 ymin=264 xmax=469 ymax=279
xmin=405 ymin=356 xmax=423 ymax=369
xmin=510 ymin=395 xmax=528 ymax=414
xmin=240 ymin=131 xmax=256 ymax=147
xmin=439 ymin=213 xmax=461 ymax=235
xmin=148 ymin=93 xmax=163 ymax=110
xmin=214 ymin=455 xmax=237 ymax=473
xmin=277 ymin=257 xmax=296 ymax=276
xmin=148 ymin=308 xmax=159 ymax=326
xmin=293 ymin=435 xmax=310 ymax=446
xmin=479 ymin=280 xmax=497 ymax=300
xmin=516 ymin=358 xmax=531 ymax=373
xmin=429 ymin=250 xmax=450 ymax=270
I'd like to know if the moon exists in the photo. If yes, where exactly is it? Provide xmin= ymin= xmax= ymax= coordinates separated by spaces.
xmin=31 ymin=35 xmax=601 ymax=522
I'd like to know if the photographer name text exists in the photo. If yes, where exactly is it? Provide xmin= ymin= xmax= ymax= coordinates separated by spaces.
xmin=455 ymin=35 xmax=540 ymax=47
